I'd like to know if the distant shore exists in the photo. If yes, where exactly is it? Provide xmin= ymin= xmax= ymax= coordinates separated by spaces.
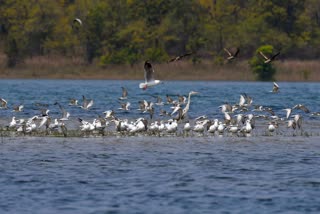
xmin=0 ymin=55 xmax=319 ymax=81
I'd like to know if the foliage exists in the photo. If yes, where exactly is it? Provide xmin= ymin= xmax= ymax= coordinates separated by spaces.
xmin=249 ymin=45 xmax=277 ymax=81
xmin=1 ymin=0 xmax=320 ymax=67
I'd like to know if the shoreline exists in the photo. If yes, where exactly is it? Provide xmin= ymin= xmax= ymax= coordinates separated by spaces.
xmin=0 ymin=56 xmax=319 ymax=81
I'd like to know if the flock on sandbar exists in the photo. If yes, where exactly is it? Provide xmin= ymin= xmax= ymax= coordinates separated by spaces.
xmin=0 ymin=81 xmax=318 ymax=138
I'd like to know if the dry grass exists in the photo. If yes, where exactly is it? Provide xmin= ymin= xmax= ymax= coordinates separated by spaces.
xmin=0 ymin=55 xmax=319 ymax=81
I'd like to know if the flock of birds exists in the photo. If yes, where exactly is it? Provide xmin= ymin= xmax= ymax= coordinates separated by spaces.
xmin=0 ymin=79 xmax=318 ymax=138
xmin=0 ymin=19 xmax=305 ymax=138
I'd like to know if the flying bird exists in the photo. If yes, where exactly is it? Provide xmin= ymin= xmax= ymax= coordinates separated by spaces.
xmin=223 ymin=48 xmax=240 ymax=61
xmin=80 ymin=95 xmax=93 ymax=110
xmin=72 ymin=18 xmax=83 ymax=29
xmin=139 ymin=61 xmax=161 ymax=90
xmin=167 ymin=52 xmax=193 ymax=63
xmin=272 ymin=82 xmax=280 ymax=93
xmin=119 ymin=87 xmax=128 ymax=100
xmin=259 ymin=51 xmax=280 ymax=64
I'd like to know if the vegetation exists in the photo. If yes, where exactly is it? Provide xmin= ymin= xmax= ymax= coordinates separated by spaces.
xmin=1 ymin=0 xmax=320 ymax=74
xmin=249 ymin=45 xmax=277 ymax=81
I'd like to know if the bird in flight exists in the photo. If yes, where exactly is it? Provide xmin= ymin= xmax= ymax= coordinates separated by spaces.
xmin=259 ymin=51 xmax=280 ymax=64
xmin=223 ymin=48 xmax=240 ymax=61
xmin=139 ymin=61 xmax=161 ymax=90
xmin=167 ymin=52 xmax=193 ymax=63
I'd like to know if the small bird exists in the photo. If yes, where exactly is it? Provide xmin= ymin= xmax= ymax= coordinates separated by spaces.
xmin=293 ymin=104 xmax=310 ymax=113
xmin=119 ymin=87 xmax=128 ymax=100
xmin=118 ymin=102 xmax=130 ymax=111
xmin=72 ymin=18 xmax=83 ymax=29
xmin=12 ymin=105 xmax=24 ymax=112
xmin=80 ymin=95 xmax=93 ymax=110
xmin=54 ymin=102 xmax=70 ymax=121
xmin=0 ymin=98 xmax=8 ymax=109
xmin=272 ymin=82 xmax=280 ymax=93
xmin=139 ymin=61 xmax=161 ymax=90
xmin=283 ymin=108 xmax=292 ymax=119
xmin=103 ymin=110 xmax=115 ymax=119
xmin=259 ymin=51 xmax=280 ymax=64
xmin=223 ymin=47 xmax=240 ymax=61
xmin=69 ymin=98 xmax=78 ymax=106
xmin=167 ymin=52 xmax=193 ymax=63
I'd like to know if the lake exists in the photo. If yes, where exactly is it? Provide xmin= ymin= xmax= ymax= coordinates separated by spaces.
xmin=0 ymin=80 xmax=320 ymax=213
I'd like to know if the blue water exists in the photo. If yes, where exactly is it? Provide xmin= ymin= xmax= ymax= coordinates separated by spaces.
xmin=1 ymin=80 xmax=320 ymax=213
xmin=0 ymin=80 xmax=319 ymax=120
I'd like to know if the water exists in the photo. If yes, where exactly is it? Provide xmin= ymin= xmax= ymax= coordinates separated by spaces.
xmin=1 ymin=80 xmax=320 ymax=213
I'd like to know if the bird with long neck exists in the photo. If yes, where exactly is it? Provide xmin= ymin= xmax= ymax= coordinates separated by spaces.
xmin=182 ymin=91 xmax=199 ymax=119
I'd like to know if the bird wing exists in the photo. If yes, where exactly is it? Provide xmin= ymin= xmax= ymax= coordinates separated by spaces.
xmin=270 ymin=52 xmax=280 ymax=60
xmin=273 ymin=82 xmax=279 ymax=92
xmin=234 ymin=48 xmax=240 ymax=57
xmin=259 ymin=51 xmax=269 ymax=60
xmin=144 ymin=61 xmax=154 ymax=82
xmin=224 ymin=48 xmax=232 ymax=57
xmin=121 ymin=87 xmax=128 ymax=97
xmin=167 ymin=56 xmax=179 ymax=63
xmin=73 ymin=18 xmax=82 ymax=26
xmin=300 ymin=105 xmax=310 ymax=113
xmin=82 ymin=95 xmax=88 ymax=108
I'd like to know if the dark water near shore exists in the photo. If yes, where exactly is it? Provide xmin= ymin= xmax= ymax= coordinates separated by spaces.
xmin=1 ymin=80 xmax=320 ymax=213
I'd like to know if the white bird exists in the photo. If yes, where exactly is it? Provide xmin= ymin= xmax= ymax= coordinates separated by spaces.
xmin=283 ymin=108 xmax=292 ymax=119
xmin=208 ymin=119 xmax=219 ymax=133
xmin=9 ymin=117 xmax=17 ymax=128
xmin=293 ymin=114 xmax=302 ymax=129
xmin=0 ymin=98 xmax=8 ymax=109
xmin=183 ymin=121 xmax=192 ymax=133
xmin=217 ymin=122 xmax=226 ymax=135
xmin=38 ymin=116 xmax=49 ymax=129
xmin=80 ymin=95 xmax=93 ymax=110
xmin=119 ymin=102 xmax=130 ymax=111
xmin=241 ymin=120 xmax=253 ymax=134
xmin=139 ymin=61 xmax=161 ymax=90
xmin=268 ymin=121 xmax=278 ymax=133
xmin=182 ymin=91 xmax=199 ymax=119
xmin=12 ymin=105 xmax=24 ymax=112
xmin=272 ymin=82 xmax=280 ymax=93
xmin=78 ymin=118 xmax=95 ymax=131
xmin=103 ymin=110 xmax=114 ymax=119
xmin=166 ymin=119 xmax=178 ymax=133
xmin=193 ymin=120 xmax=209 ymax=133
xmin=55 ymin=102 xmax=70 ymax=121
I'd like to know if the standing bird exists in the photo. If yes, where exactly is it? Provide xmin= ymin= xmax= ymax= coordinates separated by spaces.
xmin=259 ymin=51 xmax=280 ymax=64
xmin=119 ymin=87 xmax=128 ymax=100
xmin=139 ymin=61 xmax=161 ymax=90
xmin=181 ymin=91 xmax=199 ymax=120
xmin=167 ymin=52 xmax=193 ymax=63
xmin=223 ymin=47 xmax=240 ymax=61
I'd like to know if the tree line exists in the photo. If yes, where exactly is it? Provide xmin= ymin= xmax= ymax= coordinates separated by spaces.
xmin=0 ymin=0 xmax=320 ymax=67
